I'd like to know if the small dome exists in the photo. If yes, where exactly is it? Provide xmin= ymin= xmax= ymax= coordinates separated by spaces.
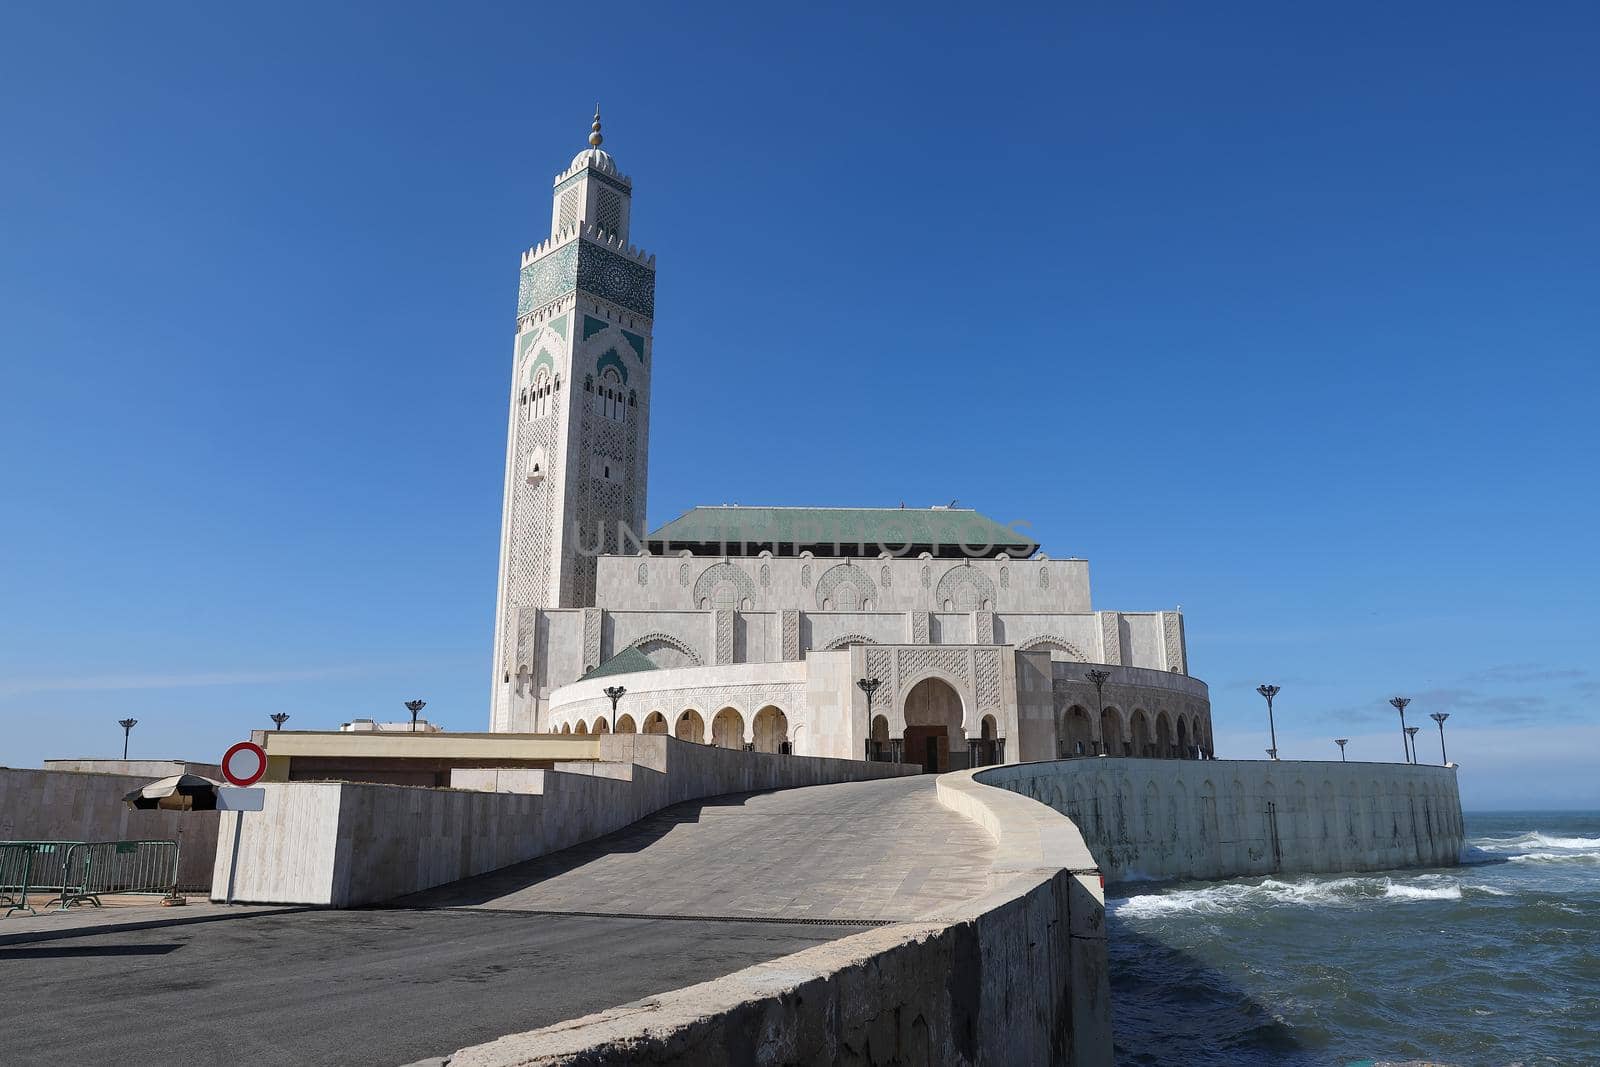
xmin=570 ymin=147 xmax=617 ymax=175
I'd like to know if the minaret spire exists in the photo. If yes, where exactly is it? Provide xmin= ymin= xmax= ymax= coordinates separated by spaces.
xmin=589 ymin=105 xmax=603 ymax=147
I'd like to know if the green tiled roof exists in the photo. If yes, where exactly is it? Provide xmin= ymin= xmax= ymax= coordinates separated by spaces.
xmin=647 ymin=506 xmax=1035 ymax=557
xmin=580 ymin=646 xmax=659 ymax=680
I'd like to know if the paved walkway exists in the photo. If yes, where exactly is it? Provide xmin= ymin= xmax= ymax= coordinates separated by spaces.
xmin=403 ymin=775 xmax=994 ymax=922
xmin=5 ymin=775 xmax=996 ymax=1066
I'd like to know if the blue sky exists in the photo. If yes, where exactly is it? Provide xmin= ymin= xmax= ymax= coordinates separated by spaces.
xmin=2 ymin=3 xmax=1595 ymax=809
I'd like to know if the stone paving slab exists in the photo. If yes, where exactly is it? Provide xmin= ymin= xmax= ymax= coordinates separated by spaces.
xmin=401 ymin=776 xmax=994 ymax=922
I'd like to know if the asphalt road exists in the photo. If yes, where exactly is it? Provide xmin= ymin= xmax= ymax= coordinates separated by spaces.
xmin=1 ymin=907 xmax=845 ymax=1067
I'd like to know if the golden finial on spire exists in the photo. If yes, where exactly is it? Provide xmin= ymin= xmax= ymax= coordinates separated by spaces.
xmin=589 ymin=104 xmax=603 ymax=147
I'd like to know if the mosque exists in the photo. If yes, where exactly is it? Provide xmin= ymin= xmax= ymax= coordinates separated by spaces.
xmin=489 ymin=112 xmax=1214 ymax=772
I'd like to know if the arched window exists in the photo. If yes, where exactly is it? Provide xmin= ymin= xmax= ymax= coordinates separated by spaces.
xmin=528 ymin=367 xmax=554 ymax=419
xmin=592 ymin=368 xmax=626 ymax=421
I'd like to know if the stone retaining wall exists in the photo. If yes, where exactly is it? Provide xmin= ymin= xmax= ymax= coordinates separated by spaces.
xmin=210 ymin=735 xmax=916 ymax=907
xmin=977 ymin=757 xmax=1463 ymax=883
xmin=428 ymin=770 xmax=1115 ymax=1067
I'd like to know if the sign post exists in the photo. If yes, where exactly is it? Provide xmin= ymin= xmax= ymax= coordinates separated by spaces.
xmin=220 ymin=741 xmax=268 ymax=904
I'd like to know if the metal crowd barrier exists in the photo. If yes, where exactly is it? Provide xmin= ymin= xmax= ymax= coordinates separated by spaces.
xmin=0 ymin=839 xmax=180 ymax=915
xmin=1 ymin=841 xmax=78 ymax=917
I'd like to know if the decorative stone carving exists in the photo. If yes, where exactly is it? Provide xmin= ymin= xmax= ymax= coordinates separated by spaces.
xmin=920 ymin=565 xmax=931 ymax=588
xmin=973 ymin=610 xmax=995 ymax=644
xmin=679 ymin=562 xmax=689 ymax=587
xmin=713 ymin=609 xmax=734 ymax=665
xmin=582 ymin=607 xmax=603 ymax=672
xmin=1100 ymin=613 xmax=1122 ymax=665
xmin=694 ymin=563 xmax=758 ymax=610
xmin=823 ymin=633 xmax=879 ymax=651
xmin=780 ymin=609 xmax=800 ymax=661
xmin=760 ymin=563 xmax=770 ymax=588
xmin=627 ymin=631 xmax=702 ymax=666
xmin=637 ymin=562 xmax=648 ymax=585
xmin=801 ymin=563 xmax=812 ymax=588
xmin=1163 ymin=612 xmax=1186 ymax=674
xmin=1017 ymin=635 xmax=1087 ymax=660
xmin=815 ymin=564 xmax=878 ymax=611
xmin=975 ymin=648 xmax=1002 ymax=711
xmin=936 ymin=564 xmax=997 ymax=612
xmin=514 ymin=606 xmax=537 ymax=675
xmin=896 ymin=646 xmax=971 ymax=688
xmin=910 ymin=611 xmax=930 ymax=644
xmin=999 ymin=567 xmax=1009 ymax=589
xmin=865 ymin=647 xmax=895 ymax=710
xmin=1040 ymin=566 xmax=1049 ymax=590
xmin=880 ymin=565 xmax=891 ymax=588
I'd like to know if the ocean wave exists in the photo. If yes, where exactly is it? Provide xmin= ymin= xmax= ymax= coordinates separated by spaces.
xmin=1508 ymin=851 xmax=1600 ymax=864
xmin=1470 ymin=831 xmax=1600 ymax=852
xmin=1110 ymin=874 xmax=1468 ymax=918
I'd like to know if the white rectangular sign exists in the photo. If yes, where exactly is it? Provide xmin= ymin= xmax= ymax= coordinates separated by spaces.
xmin=216 ymin=786 xmax=266 ymax=811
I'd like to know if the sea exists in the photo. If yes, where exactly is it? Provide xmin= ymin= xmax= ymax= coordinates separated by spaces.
xmin=1105 ymin=811 xmax=1600 ymax=1066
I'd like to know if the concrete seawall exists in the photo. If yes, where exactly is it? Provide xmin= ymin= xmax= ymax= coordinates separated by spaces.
xmin=210 ymin=736 xmax=916 ymax=907
xmin=977 ymin=758 xmax=1463 ymax=883
xmin=432 ymin=769 xmax=1114 ymax=1067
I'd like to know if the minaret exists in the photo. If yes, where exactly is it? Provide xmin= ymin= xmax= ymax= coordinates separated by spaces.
xmin=489 ymin=108 xmax=656 ymax=731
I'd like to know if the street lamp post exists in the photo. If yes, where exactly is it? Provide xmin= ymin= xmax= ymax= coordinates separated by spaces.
xmin=1430 ymin=712 xmax=1450 ymax=764
xmin=1389 ymin=697 xmax=1412 ymax=763
xmin=1335 ymin=738 xmax=1348 ymax=762
xmin=1086 ymin=669 xmax=1111 ymax=755
xmin=1256 ymin=684 xmax=1280 ymax=760
xmin=118 ymin=718 xmax=138 ymax=759
xmin=857 ymin=677 xmax=882 ymax=761
xmin=604 ymin=685 xmax=627 ymax=733
xmin=404 ymin=699 xmax=427 ymax=733
xmin=1405 ymin=726 xmax=1420 ymax=765
xmin=270 ymin=713 xmax=290 ymax=731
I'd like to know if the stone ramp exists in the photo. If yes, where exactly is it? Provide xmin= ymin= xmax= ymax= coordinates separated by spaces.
xmin=399 ymin=776 xmax=994 ymax=923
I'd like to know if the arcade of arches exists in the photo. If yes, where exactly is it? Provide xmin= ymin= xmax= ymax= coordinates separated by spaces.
xmin=1056 ymin=703 xmax=1213 ymax=759
xmin=564 ymin=704 xmax=792 ymax=753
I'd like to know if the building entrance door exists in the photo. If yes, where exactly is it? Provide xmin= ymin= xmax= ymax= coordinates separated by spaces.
xmin=924 ymin=734 xmax=939 ymax=774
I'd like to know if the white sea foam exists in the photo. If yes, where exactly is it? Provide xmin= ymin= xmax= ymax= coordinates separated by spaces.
xmin=1466 ymin=884 xmax=1510 ymax=896
xmin=1110 ymin=873 xmax=1466 ymax=918
xmin=1508 ymin=850 xmax=1600 ymax=864
xmin=1383 ymin=882 xmax=1461 ymax=901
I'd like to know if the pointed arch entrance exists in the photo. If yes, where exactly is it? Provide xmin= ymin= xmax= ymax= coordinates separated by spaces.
xmin=902 ymin=676 xmax=965 ymax=774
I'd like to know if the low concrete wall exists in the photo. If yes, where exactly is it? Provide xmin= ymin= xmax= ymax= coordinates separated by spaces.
xmin=211 ymin=736 xmax=917 ymax=907
xmin=977 ymin=758 xmax=1463 ymax=883
xmin=0 ymin=767 xmax=220 ymax=890
xmin=432 ymin=770 xmax=1114 ymax=1067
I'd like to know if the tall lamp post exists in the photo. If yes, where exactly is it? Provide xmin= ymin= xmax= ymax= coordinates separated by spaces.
xmin=604 ymin=685 xmax=627 ymax=733
xmin=1405 ymin=725 xmax=1420 ymax=763
xmin=1335 ymin=738 xmax=1348 ymax=762
xmin=1086 ymin=669 xmax=1111 ymax=755
xmin=1430 ymin=712 xmax=1450 ymax=764
xmin=857 ymin=677 xmax=882 ymax=761
xmin=1256 ymin=684 xmax=1280 ymax=760
xmin=270 ymin=713 xmax=290 ymax=731
xmin=404 ymin=699 xmax=427 ymax=733
xmin=1389 ymin=696 xmax=1412 ymax=763
xmin=118 ymin=718 xmax=138 ymax=759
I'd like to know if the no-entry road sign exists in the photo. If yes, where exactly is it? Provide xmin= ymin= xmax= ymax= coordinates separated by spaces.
xmin=221 ymin=741 xmax=267 ymax=787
